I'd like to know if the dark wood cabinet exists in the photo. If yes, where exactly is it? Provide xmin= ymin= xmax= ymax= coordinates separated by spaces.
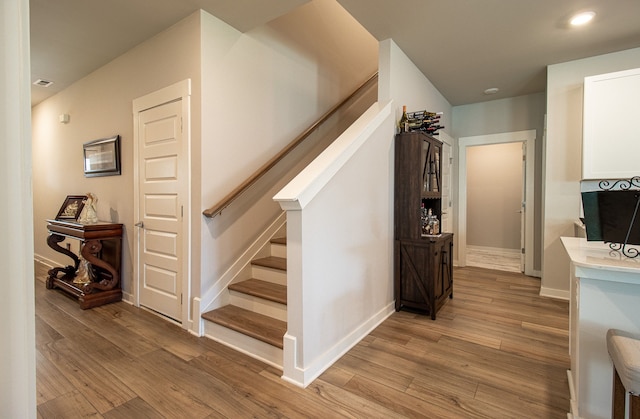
xmin=46 ymin=219 xmax=123 ymax=309
xmin=394 ymin=131 xmax=453 ymax=319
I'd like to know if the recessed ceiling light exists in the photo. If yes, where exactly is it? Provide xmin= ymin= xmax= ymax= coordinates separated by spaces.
xmin=570 ymin=11 xmax=596 ymax=26
xmin=33 ymin=79 xmax=54 ymax=87
xmin=483 ymin=87 xmax=499 ymax=95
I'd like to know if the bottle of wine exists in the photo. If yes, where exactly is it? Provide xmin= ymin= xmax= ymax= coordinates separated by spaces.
xmin=427 ymin=209 xmax=440 ymax=235
xmin=421 ymin=202 xmax=428 ymax=235
xmin=399 ymin=106 xmax=409 ymax=133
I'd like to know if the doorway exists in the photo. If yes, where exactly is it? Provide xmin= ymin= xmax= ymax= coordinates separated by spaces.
xmin=458 ymin=130 xmax=535 ymax=276
xmin=133 ymin=80 xmax=191 ymax=326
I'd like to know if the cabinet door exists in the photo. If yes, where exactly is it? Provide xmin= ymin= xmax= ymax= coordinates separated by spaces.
xmin=422 ymin=138 xmax=441 ymax=198
xmin=441 ymin=237 xmax=453 ymax=298
xmin=397 ymin=242 xmax=433 ymax=308
xmin=583 ymin=68 xmax=640 ymax=179
xmin=432 ymin=243 xmax=444 ymax=301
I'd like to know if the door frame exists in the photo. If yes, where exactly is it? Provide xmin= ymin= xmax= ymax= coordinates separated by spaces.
xmin=132 ymin=79 xmax=192 ymax=328
xmin=457 ymin=130 xmax=535 ymax=277
xmin=439 ymin=131 xmax=454 ymax=233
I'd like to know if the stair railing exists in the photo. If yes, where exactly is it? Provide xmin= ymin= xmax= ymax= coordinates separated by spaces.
xmin=202 ymin=72 xmax=378 ymax=218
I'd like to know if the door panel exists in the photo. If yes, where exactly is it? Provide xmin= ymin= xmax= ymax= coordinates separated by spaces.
xmin=521 ymin=142 xmax=526 ymax=272
xmin=439 ymin=134 xmax=453 ymax=233
xmin=138 ymin=100 xmax=183 ymax=321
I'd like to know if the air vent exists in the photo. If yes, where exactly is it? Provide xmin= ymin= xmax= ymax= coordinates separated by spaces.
xmin=33 ymin=79 xmax=54 ymax=87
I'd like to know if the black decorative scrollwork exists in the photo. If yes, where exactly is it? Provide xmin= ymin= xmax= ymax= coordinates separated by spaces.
xmin=599 ymin=176 xmax=640 ymax=191
xmin=599 ymin=176 xmax=640 ymax=259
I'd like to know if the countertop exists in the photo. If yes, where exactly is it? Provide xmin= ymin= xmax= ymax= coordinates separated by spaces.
xmin=561 ymin=236 xmax=640 ymax=276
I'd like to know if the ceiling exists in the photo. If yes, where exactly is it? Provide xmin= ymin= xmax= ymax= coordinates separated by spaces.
xmin=30 ymin=0 xmax=640 ymax=107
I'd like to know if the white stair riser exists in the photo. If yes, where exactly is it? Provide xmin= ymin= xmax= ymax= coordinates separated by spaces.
xmin=251 ymin=266 xmax=287 ymax=285
xmin=228 ymin=291 xmax=287 ymax=322
xmin=270 ymin=243 xmax=287 ymax=259
xmin=203 ymin=322 xmax=283 ymax=369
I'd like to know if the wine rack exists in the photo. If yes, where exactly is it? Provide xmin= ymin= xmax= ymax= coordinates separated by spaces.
xmin=394 ymin=131 xmax=453 ymax=319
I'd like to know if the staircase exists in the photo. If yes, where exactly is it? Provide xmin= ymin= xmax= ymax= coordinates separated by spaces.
xmin=201 ymin=236 xmax=288 ymax=367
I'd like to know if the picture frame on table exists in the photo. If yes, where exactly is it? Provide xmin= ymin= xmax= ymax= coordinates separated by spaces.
xmin=55 ymin=195 xmax=87 ymax=221
xmin=83 ymin=135 xmax=121 ymax=177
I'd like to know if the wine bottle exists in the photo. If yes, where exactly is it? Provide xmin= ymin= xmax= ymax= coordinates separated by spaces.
xmin=427 ymin=209 xmax=440 ymax=235
xmin=421 ymin=202 xmax=428 ymax=235
xmin=426 ymin=125 xmax=444 ymax=133
xmin=399 ymin=106 xmax=409 ymax=133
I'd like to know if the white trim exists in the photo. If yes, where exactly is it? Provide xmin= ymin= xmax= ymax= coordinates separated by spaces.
xmin=33 ymin=254 xmax=56 ymax=270
xmin=458 ymin=130 xmax=536 ymax=277
xmin=195 ymin=212 xmax=287 ymax=335
xmin=132 ymin=79 xmax=192 ymax=329
xmin=202 ymin=322 xmax=284 ymax=369
xmin=539 ymin=286 xmax=570 ymax=301
xmin=282 ymin=302 xmax=395 ymax=388
xmin=466 ymin=245 xmax=520 ymax=254
xmin=274 ymin=100 xmax=392 ymax=210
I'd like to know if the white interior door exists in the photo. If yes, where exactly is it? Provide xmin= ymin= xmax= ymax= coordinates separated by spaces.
xmin=520 ymin=142 xmax=526 ymax=272
xmin=137 ymin=99 xmax=184 ymax=322
xmin=439 ymin=133 xmax=453 ymax=233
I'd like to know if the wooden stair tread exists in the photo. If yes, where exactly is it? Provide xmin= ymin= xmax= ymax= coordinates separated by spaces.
xmin=202 ymin=305 xmax=286 ymax=349
xmin=229 ymin=279 xmax=287 ymax=305
xmin=271 ymin=237 xmax=286 ymax=245
xmin=252 ymin=256 xmax=286 ymax=271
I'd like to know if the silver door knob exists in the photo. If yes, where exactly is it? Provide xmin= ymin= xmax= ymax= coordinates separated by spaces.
xmin=134 ymin=221 xmax=144 ymax=228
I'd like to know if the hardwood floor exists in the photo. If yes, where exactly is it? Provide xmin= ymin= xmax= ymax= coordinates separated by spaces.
xmin=466 ymin=246 xmax=522 ymax=273
xmin=35 ymin=263 xmax=569 ymax=418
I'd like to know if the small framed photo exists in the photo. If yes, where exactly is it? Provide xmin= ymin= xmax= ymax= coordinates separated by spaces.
xmin=55 ymin=195 xmax=87 ymax=221
xmin=83 ymin=135 xmax=121 ymax=177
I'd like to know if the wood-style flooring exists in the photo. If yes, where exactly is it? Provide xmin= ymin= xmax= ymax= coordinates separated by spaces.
xmin=35 ymin=262 xmax=570 ymax=418
xmin=466 ymin=246 xmax=522 ymax=273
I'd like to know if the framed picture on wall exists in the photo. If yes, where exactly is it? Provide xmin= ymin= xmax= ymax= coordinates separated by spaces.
xmin=55 ymin=195 xmax=87 ymax=221
xmin=83 ymin=135 xmax=121 ymax=177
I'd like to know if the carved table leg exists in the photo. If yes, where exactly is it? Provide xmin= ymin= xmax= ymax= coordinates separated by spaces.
xmin=80 ymin=239 xmax=120 ymax=293
xmin=46 ymin=233 xmax=80 ymax=288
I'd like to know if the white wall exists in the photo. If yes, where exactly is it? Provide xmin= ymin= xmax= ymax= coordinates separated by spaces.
xmin=198 ymin=1 xmax=378 ymax=300
xmin=1 ymin=0 xmax=36 ymax=416
xmin=452 ymin=93 xmax=545 ymax=270
xmin=32 ymin=13 xmax=202 ymax=298
xmin=275 ymin=102 xmax=394 ymax=387
xmin=379 ymin=39 xmax=452 ymax=134
xmin=378 ymin=38 xmax=454 ymax=257
xmin=466 ymin=142 xmax=523 ymax=250
xmin=543 ymin=47 xmax=640 ymax=297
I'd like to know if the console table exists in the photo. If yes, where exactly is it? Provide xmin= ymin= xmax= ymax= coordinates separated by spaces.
xmin=46 ymin=219 xmax=123 ymax=309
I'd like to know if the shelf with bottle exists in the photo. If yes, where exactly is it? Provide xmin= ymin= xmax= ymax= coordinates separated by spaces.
xmin=420 ymin=199 xmax=441 ymax=237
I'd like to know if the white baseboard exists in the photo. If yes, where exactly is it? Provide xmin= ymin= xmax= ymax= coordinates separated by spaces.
xmin=467 ymin=245 xmax=520 ymax=254
xmin=34 ymin=254 xmax=56 ymax=269
xmin=282 ymin=301 xmax=395 ymax=388
xmin=540 ymin=286 xmax=569 ymax=301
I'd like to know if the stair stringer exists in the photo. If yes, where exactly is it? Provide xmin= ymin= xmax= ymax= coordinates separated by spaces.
xmin=194 ymin=211 xmax=286 ymax=336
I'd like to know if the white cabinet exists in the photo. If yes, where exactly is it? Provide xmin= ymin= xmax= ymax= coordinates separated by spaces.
xmin=562 ymin=237 xmax=640 ymax=419
xmin=582 ymin=68 xmax=640 ymax=180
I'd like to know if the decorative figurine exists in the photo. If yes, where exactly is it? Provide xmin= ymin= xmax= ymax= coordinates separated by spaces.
xmin=78 ymin=192 xmax=98 ymax=224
